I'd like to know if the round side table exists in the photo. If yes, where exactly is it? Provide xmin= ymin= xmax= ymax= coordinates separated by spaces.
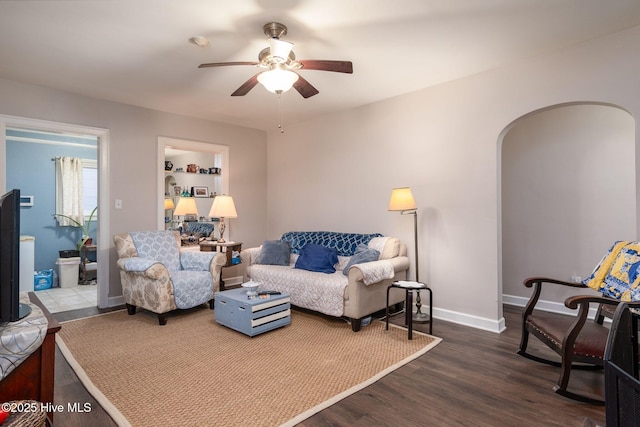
xmin=385 ymin=281 xmax=433 ymax=339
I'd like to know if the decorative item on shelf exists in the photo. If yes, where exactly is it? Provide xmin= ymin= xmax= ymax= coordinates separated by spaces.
xmin=186 ymin=164 xmax=198 ymax=173
xmin=191 ymin=186 xmax=209 ymax=197
xmin=208 ymin=195 xmax=237 ymax=243
xmin=175 ymin=167 xmax=184 ymax=172
xmin=180 ymin=188 xmax=191 ymax=197
xmin=164 ymin=161 xmax=173 ymax=171
xmin=210 ymin=192 xmax=217 ymax=198
xmin=388 ymin=187 xmax=429 ymax=323
xmin=53 ymin=206 xmax=97 ymax=250
xmin=174 ymin=186 xmax=182 ymax=196
xmin=208 ymin=167 xmax=221 ymax=175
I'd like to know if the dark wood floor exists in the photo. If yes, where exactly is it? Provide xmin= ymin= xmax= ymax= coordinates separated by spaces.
xmin=52 ymin=305 xmax=605 ymax=426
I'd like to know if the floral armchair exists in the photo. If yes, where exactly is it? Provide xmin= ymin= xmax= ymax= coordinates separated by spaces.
xmin=113 ymin=230 xmax=226 ymax=325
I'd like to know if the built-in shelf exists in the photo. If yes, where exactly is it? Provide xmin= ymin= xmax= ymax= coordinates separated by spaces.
xmin=165 ymin=170 xmax=221 ymax=176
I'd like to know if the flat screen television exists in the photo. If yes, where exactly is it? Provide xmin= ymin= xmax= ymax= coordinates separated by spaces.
xmin=0 ymin=188 xmax=31 ymax=323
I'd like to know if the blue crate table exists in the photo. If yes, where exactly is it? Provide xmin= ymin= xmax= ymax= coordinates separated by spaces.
xmin=214 ymin=287 xmax=291 ymax=337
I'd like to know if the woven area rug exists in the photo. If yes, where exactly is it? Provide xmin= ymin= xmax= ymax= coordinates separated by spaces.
xmin=57 ymin=307 xmax=441 ymax=427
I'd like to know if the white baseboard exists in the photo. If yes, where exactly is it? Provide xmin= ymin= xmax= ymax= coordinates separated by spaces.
xmin=409 ymin=304 xmax=506 ymax=334
xmin=502 ymin=294 xmax=601 ymax=319
xmin=431 ymin=307 xmax=506 ymax=333
xmin=105 ymin=295 xmax=124 ymax=309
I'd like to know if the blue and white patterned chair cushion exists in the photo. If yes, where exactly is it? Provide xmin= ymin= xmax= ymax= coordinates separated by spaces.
xmin=170 ymin=270 xmax=213 ymax=309
xmin=180 ymin=251 xmax=217 ymax=271
xmin=130 ymin=231 xmax=181 ymax=272
xmin=120 ymin=257 xmax=160 ymax=272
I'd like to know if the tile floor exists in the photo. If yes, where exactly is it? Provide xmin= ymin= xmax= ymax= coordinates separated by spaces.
xmin=35 ymin=284 xmax=97 ymax=313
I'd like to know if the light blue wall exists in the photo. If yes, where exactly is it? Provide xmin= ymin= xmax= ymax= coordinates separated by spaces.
xmin=6 ymin=130 xmax=97 ymax=271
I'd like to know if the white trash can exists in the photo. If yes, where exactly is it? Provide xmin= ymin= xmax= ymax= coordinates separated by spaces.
xmin=56 ymin=257 xmax=81 ymax=288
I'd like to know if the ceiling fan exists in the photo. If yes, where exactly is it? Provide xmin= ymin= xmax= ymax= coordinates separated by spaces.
xmin=198 ymin=22 xmax=353 ymax=98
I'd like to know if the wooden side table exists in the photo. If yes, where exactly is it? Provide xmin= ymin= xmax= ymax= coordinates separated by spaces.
xmin=385 ymin=281 xmax=433 ymax=339
xmin=0 ymin=293 xmax=61 ymax=422
xmin=199 ymin=241 xmax=242 ymax=290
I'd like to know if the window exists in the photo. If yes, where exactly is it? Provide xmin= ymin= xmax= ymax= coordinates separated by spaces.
xmin=82 ymin=159 xmax=97 ymax=218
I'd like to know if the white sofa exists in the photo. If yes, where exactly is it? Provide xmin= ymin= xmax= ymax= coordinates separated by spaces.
xmin=240 ymin=231 xmax=409 ymax=331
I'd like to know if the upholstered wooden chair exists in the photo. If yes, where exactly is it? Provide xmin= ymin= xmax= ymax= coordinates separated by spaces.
xmin=113 ymin=230 xmax=226 ymax=325
xmin=518 ymin=276 xmax=640 ymax=405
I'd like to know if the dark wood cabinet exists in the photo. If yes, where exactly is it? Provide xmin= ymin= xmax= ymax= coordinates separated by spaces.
xmin=0 ymin=293 xmax=61 ymax=421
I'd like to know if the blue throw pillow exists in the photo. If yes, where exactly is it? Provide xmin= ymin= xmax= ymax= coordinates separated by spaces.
xmin=257 ymin=240 xmax=291 ymax=266
xmin=294 ymin=244 xmax=338 ymax=274
xmin=343 ymin=244 xmax=380 ymax=275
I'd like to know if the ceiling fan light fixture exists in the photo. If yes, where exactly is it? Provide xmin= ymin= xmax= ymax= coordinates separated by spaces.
xmin=268 ymin=38 xmax=294 ymax=62
xmin=257 ymin=68 xmax=299 ymax=93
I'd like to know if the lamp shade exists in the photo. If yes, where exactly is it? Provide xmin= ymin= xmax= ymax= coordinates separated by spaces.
xmin=388 ymin=187 xmax=417 ymax=211
xmin=208 ymin=195 xmax=237 ymax=218
xmin=268 ymin=38 xmax=294 ymax=61
xmin=164 ymin=198 xmax=175 ymax=210
xmin=173 ymin=197 xmax=198 ymax=216
xmin=257 ymin=68 xmax=299 ymax=93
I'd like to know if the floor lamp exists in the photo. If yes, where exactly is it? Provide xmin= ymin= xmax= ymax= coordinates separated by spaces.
xmin=388 ymin=187 xmax=429 ymax=323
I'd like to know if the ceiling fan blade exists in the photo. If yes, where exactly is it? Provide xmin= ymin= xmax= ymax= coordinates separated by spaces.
xmin=293 ymin=74 xmax=319 ymax=98
xmin=298 ymin=60 xmax=353 ymax=74
xmin=231 ymin=73 xmax=261 ymax=96
xmin=198 ymin=61 xmax=258 ymax=69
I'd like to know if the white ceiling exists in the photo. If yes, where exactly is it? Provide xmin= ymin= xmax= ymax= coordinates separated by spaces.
xmin=1 ymin=0 xmax=639 ymax=132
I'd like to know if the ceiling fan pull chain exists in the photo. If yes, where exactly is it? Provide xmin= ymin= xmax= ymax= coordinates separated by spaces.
xmin=278 ymin=92 xmax=285 ymax=133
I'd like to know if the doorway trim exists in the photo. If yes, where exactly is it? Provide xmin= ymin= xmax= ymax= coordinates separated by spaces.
xmin=0 ymin=114 xmax=110 ymax=309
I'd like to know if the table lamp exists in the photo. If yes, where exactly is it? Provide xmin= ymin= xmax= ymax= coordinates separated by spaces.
xmin=208 ymin=195 xmax=237 ymax=243
xmin=173 ymin=197 xmax=198 ymax=228
xmin=164 ymin=198 xmax=175 ymax=225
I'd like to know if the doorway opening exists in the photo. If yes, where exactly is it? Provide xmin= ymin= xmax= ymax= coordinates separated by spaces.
xmin=499 ymin=103 xmax=635 ymax=316
xmin=1 ymin=115 xmax=110 ymax=311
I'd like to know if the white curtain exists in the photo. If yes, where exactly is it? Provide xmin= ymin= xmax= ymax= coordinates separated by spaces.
xmin=55 ymin=157 xmax=84 ymax=226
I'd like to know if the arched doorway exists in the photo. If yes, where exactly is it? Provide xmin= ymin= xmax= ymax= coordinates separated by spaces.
xmin=500 ymin=103 xmax=635 ymax=314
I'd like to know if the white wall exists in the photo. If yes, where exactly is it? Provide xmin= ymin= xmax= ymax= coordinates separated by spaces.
xmin=3 ymin=25 xmax=640 ymax=327
xmin=266 ymin=26 xmax=640 ymax=332
xmin=502 ymin=104 xmax=636 ymax=310
xmin=0 ymin=78 xmax=268 ymax=307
